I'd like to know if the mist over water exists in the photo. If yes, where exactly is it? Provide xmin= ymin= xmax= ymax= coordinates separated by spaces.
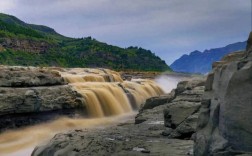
xmin=155 ymin=74 xmax=185 ymax=93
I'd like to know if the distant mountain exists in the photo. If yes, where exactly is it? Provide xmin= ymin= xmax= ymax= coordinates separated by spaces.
xmin=0 ymin=13 xmax=170 ymax=71
xmin=170 ymin=41 xmax=247 ymax=74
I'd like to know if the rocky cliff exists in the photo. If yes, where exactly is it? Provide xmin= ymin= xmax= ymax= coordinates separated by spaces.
xmin=0 ymin=38 xmax=50 ymax=54
xmin=194 ymin=32 xmax=252 ymax=155
xmin=0 ymin=66 xmax=85 ymax=131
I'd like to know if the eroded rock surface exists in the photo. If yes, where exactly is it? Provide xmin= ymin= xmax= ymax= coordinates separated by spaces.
xmin=32 ymin=76 xmax=205 ymax=156
xmin=194 ymin=32 xmax=252 ymax=156
xmin=1 ymin=38 xmax=50 ymax=54
xmin=32 ymin=117 xmax=194 ymax=156
xmin=0 ymin=66 xmax=85 ymax=131
xmin=163 ymin=79 xmax=205 ymax=139
xmin=0 ymin=66 xmax=65 ymax=87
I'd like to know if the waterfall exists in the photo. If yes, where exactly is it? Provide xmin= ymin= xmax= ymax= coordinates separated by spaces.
xmin=57 ymin=68 xmax=164 ymax=117
xmin=0 ymin=68 xmax=164 ymax=155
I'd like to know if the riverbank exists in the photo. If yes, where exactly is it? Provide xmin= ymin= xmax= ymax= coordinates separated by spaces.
xmin=32 ymin=76 xmax=206 ymax=156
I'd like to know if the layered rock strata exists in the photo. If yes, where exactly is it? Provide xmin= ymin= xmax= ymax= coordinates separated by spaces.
xmin=0 ymin=66 xmax=84 ymax=131
xmin=135 ymin=78 xmax=205 ymax=141
xmin=0 ymin=38 xmax=50 ymax=54
xmin=194 ymin=32 xmax=252 ymax=156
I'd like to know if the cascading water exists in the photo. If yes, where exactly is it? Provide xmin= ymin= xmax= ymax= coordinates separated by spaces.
xmin=0 ymin=68 xmax=164 ymax=156
xmin=71 ymin=82 xmax=132 ymax=117
xmin=58 ymin=68 xmax=164 ymax=117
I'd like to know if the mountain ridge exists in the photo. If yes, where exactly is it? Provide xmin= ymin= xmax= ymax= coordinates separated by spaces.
xmin=170 ymin=41 xmax=246 ymax=74
xmin=0 ymin=13 xmax=170 ymax=71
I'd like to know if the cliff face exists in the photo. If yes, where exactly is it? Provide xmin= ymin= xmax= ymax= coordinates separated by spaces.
xmin=194 ymin=32 xmax=252 ymax=155
xmin=0 ymin=66 xmax=85 ymax=131
xmin=0 ymin=38 xmax=50 ymax=54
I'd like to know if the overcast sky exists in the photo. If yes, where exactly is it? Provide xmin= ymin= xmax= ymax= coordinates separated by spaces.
xmin=0 ymin=0 xmax=251 ymax=64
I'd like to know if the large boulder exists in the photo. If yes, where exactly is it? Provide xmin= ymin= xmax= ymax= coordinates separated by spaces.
xmin=0 ymin=86 xmax=83 ymax=115
xmin=0 ymin=66 xmax=65 ymax=87
xmin=194 ymin=32 xmax=252 ymax=156
xmin=135 ymin=78 xmax=205 ymax=125
xmin=0 ymin=66 xmax=85 ymax=131
xmin=140 ymin=94 xmax=174 ymax=110
xmin=162 ymin=79 xmax=205 ymax=139
xmin=0 ymin=85 xmax=85 ymax=131
xmin=164 ymin=101 xmax=201 ymax=128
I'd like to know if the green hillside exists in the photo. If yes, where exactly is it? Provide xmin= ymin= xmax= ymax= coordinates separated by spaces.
xmin=0 ymin=13 xmax=170 ymax=71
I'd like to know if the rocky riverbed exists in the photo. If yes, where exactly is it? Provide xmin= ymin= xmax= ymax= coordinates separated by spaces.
xmin=32 ymin=32 xmax=252 ymax=156
xmin=32 ymin=77 xmax=206 ymax=156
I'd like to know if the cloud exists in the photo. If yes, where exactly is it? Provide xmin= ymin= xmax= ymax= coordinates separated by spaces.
xmin=0 ymin=0 xmax=16 ymax=12
xmin=1 ymin=0 xmax=251 ymax=64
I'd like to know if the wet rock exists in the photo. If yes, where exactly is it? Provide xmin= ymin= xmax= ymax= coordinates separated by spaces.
xmin=0 ymin=86 xmax=84 ymax=115
xmin=0 ymin=66 xmax=86 ymax=131
xmin=32 ymin=120 xmax=194 ymax=156
xmin=0 ymin=85 xmax=85 ymax=131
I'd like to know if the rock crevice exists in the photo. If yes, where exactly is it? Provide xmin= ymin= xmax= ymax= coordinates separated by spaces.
xmin=194 ymin=32 xmax=252 ymax=156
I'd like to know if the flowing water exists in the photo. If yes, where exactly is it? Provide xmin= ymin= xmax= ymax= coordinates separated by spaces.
xmin=0 ymin=68 xmax=164 ymax=155
xmin=1 ymin=113 xmax=137 ymax=156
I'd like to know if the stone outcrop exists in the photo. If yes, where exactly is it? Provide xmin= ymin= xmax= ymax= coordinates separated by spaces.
xmin=0 ymin=66 xmax=85 ymax=131
xmin=0 ymin=66 xmax=64 ymax=87
xmin=194 ymin=32 xmax=252 ymax=156
xmin=0 ymin=38 xmax=50 ymax=54
xmin=120 ymin=71 xmax=161 ymax=80
xmin=135 ymin=93 xmax=175 ymax=124
xmin=134 ymin=76 xmax=205 ymax=142
xmin=212 ymin=50 xmax=245 ymax=69
xmin=163 ymin=79 xmax=205 ymax=139
xmin=32 ymin=119 xmax=194 ymax=156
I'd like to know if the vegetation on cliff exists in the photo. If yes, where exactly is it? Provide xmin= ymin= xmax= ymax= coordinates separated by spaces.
xmin=0 ymin=13 xmax=170 ymax=71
